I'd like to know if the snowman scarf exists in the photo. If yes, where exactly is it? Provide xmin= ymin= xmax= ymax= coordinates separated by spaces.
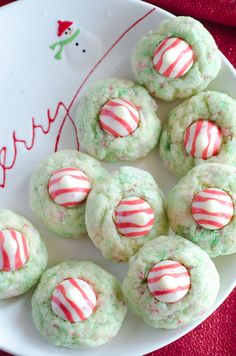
xmin=50 ymin=29 xmax=80 ymax=60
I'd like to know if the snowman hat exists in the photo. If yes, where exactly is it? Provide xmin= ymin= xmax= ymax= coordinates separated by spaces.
xmin=57 ymin=20 xmax=74 ymax=36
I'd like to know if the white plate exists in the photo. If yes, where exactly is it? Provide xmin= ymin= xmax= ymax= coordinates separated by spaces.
xmin=0 ymin=0 xmax=235 ymax=355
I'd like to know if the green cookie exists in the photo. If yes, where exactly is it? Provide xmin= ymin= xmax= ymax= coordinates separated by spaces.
xmin=85 ymin=166 xmax=168 ymax=262
xmin=76 ymin=78 xmax=161 ymax=161
xmin=167 ymin=163 xmax=236 ymax=257
xmin=30 ymin=150 xmax=108 ymax=239
xmin=132 ymin=16 xmax=221 ymax=101
xmin=160 ymin=91 xmax=236 ymax=177
xmin=32 ymin=260 xmax=127 ymax=348
xmin=123 ymin=235 xmax=219 ymax=329
xmin=0 ymin=209 xmax=47 ymax=299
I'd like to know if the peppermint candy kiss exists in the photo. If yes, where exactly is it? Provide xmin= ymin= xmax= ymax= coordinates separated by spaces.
xmin=48 ymin=167 xmax=91 ymax=208
xmin=99 ymin=98 xmax=139 ymax=137
xmin=192 ymin=188 xmax=234 ymax=230
xmin=114 ymin=196 xmax=154 ymax=238
xmin=153 ymin=37 xmax=194 ymax=78
xmin=51 ymin=278 xmax=97 ymax=323
xmin=0 ymin=229 xmax=29 ymax=272
xmin=184 ymin=120 xmax=222 ymax=159
xmin=147 ymin=260 xmax=190 ymax=303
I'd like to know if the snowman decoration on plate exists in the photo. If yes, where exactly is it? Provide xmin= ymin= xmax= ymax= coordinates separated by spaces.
xmin=50 ymin=20 xmax=85 ymax=60
xmin=50 ymin=20 xmax=102 ymax=69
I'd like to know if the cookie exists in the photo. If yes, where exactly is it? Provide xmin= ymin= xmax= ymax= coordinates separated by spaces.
xmin=85 ymin=166 xmax=168 ymax=262
xmin=160 ymin=91 xmax=236 ymax=176
xmin=76 ymin=78 xmax=161 ymax=161
xmin=0 ymin=209 xmax=47 ymax=299
xmin=132 ymin=16 xmax=221 ymax=101
xmin=167 ymin=163 xmax=236 ymax=257
xmin=123 ymin=235 xmax=219 ymax=329
xmin=31 ymin=260 xmax=127 ymax=348
xmin=30 ymin=150 xmax=108 ymax=238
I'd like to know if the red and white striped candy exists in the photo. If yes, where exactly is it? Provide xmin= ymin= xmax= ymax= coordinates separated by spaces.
xmin=114 ymin=196 xmax=154 ymax=238
xmin=147 ymin=260 xmax=190 ymax=303
xmin=184 ymin=120 xmax=222 ymax=159
xmin=153 ymin=37 xmax=194 ymax=78
xmin=192 ymin=188 xmax=234 ymax=230
xmin=48 ymin=167 xmax=91 ymax=208
xmin=51 ymin=278 xmax=96 ymax=323
xmin=0 ymin=229 xmax=29 ymax=272
xmin=99 ymin=98 xmax=139 ymax=137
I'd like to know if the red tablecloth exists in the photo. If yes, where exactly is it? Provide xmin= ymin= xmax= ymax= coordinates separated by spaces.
xmin=0 ymin=0 xmax=235 ymax=355
xmin=148 ymin=0 xmax=236 ymax=67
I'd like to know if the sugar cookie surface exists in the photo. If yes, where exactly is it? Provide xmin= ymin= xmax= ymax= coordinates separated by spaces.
xmin=132 ymin=16 xmax=221 ymax=101
xmin=0 ymin=209 xmax=47 ymax=299
xmin=32 ymin=260 xmax=127 ymax=349
xmin=123 ymin=235 xmax=219 ymax=329
xmin=167 ymin=163 xmax=236 ymax=257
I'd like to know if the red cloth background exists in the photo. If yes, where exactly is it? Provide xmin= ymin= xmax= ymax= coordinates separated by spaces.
xmin=148 ymin=0 xmax=236 ymax=67
xmin=0 ymin=0 xmax=235 ymax=355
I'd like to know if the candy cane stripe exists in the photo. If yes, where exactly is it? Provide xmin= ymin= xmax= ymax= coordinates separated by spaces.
xmin=51 ymin=278 xmax=96 ymax=323
xmin=162 ymin=47 xmax=192 ymax=77
xmin=148 ymin=272 xmax=189 ymax=283
xmin=58 ymin=284 xmax=86 ymax=321
xmin=100 ymin=108 xmax=134 ymax=133
xmin=0 ymin=229 xmax=29 ymax=271
xmin=193 ymin=219 xmax=226 ymax=229
xmin=153 ymin=37 xmax=194 ymax=78
xmin=147 ymin=260 xmax=190 ymax=303
xmin=50 ymin=187 xmax=90 ymax=199
xmin=119 ymin=98 xmax=138 ymax=110
xmin=21 ymin=231 xmax=29 ymax=263
xmin=150 ymin=262 xmax=185 ymax=273
xmin=99 ymin=98 xmax=139 ymax=137
xmin=118 ymin=198 xmax=145 ymax=205
xmin=115 ymin=207 xmax=154 ymax=216
xmin=105 ymin=102 xmax=139 ymax=124
xmin=193 ymin=196 xmax=232 ymax=206
xmin=175 ymin=54 xmax=194 ymax=77
xmin=204 ymin=188 xmax=230 ymax=196
xmin=99 ymin=121 xmax=122 ymax=137
xmin=193 ymin=194 xmax=233 ymax=206
xmin=115 ymin=217 xmax=154 ymax=229
xmin=48 ymin=167 xmax=91 ymax=208
xmin=153 ymin=37 xmax=172 ymax=59
xmin=103 ymin=103 xmax=139 ymax=125
xmin=50 ymin=168 xmax=88 ymax=181
xmin=192 ymin=207 xmax=232 ymax=219
xmin=49 ymin=174 xmax=88 ymax=187
xmin=120 ymin=229 xmax=152 ymax=237
xmin=190 ymin=120 xmax=202 ymax=157
xmin=192 ymin=214 xmax=230 ymax=225
xmin=192 ymin=188 xmax=234 ymax=230
xmin=55 ymin=287 xmax=83 ymax=321
xmin=11 ymin=229 xmax=22 ymax=270
xmin=49 ymin=176 xmax=90 ymax=193
xmin=114 ymin=196 xmax=154 ymax=238
xmin=151 ymin=285 xmax=190 ymax=296
xmin=53 ymin=167 xmax=81 ymax=174
xmin=51 ymin=295 xmax=74 ymax=322
xmin=154 ymin=38 xmax=182 ymax=70
xmin=106 ymin=99 xmax=139 ymax=121
xmin=184 ymin=120 xmax=222 ymax=159
xmin=69 ymin=278 xmax=95 ymax=310
xmin=0 ymin=231 xmax=10 ymax=271
xmin=202 ymin=122 xmax=212 ymax=159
